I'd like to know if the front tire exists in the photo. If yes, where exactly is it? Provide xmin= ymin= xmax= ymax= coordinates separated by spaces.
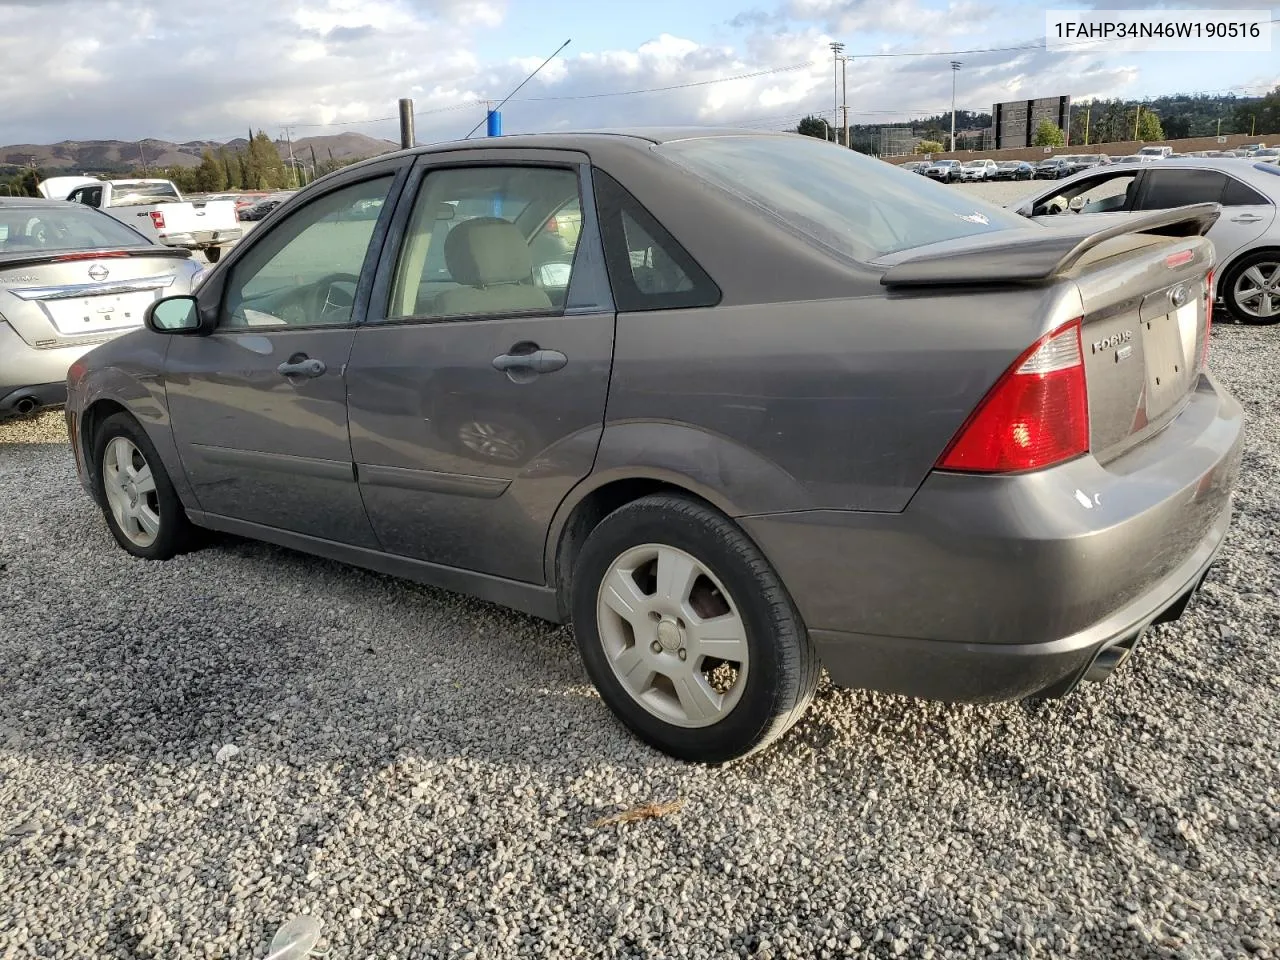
xmin=571 ymin=494 xmax=820 ymax=763
xmin=1221 ymin=251 xmax=1280 ymax=325
xmin=93 ymin=412 xmax=198 ymax=560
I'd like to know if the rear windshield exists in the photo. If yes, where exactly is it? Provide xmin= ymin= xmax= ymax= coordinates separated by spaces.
xmin=657 ymin=135 xmax=1025 ymax=261
xmin=0 ymin=203 xmax=150 ymax=257
xmin=109 ymin=182 xmax=181 ymax=206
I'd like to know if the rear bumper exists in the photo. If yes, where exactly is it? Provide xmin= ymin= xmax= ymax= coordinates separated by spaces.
xmin=0 ymin=381 xmax=66 ymax=420
xmin=742 ymin=372 xmax=1244 ymax=702
xmin=160 ymin=228 xmax=243 ymax=248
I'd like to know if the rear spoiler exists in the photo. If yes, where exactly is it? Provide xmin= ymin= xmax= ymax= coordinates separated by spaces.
xmin=876 ymin=202 xmax=1220 ymax=288
xmin=0 ymin=247 xmax=191 ymax=273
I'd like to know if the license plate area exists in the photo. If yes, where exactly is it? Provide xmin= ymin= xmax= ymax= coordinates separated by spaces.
xmin=45 ymin=293 xmax=148 ymax=335
xmin=1141 ymin=301 xmax=1199 ymax=420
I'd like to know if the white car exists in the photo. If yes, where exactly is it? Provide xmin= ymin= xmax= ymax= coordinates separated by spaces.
xmin=1009 ymin=158 xmax=1280 ymax=324
xmin=959 ymin=159 xmax=998 ymax=181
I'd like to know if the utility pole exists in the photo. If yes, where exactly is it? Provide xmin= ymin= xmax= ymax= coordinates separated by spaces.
xmin=830 ymin=42 xmax=844 ymax=143
xmin=949 ymin=61 xmax=962 ymax=153
xmin=1251 ymin=114 xmax=1256 ymax=137
xmin=137 ymin=141 xmax=149 ymax=176
xmin=841 ymin=54 xmax=850 ymax=150
xmin=1134 ymin=104 xmax=1141 ymax=140
xmin=398 ymin=98 xmax=415 ymax=149
xmin=1084 ymin=104 xmax=1091 ymax=146
xmin=1217 ymin=116 xmax=1223 ymax=137
xmin=282 ymin=126 xmax=298 ymax=188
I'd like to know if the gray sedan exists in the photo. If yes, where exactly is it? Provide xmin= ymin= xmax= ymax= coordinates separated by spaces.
xmin=65 ymin=129 xmax=1241 ymax=762
xmin=1010 ymin=158 xmax=1280 ymax=323
xmin=0 ymin=198 xmax=203 ymax=419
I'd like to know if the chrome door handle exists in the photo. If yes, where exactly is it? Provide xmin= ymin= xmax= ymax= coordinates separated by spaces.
xmin=1230 ymin=214 xmax=1264 ymax=223
xmin=277 ymin=355 xmax=326 ymax=378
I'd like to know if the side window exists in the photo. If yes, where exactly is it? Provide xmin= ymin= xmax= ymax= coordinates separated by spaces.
xmin=83 ymin=187 xmax=102 ymax=207
xmin=1034 ymin=173 xmax=1138 ymax=216
xmin=1139 ymin=170 xmax=1228 ymax=209
xmin=220 ymin=175 xmax=394 ymax=329
xmin=387 ymin=165 xmax=581 ymax=321
xmin=593 ymin=169 xmax=720 ymax=312
xmin=66 ymin=189 xmax=84 ymax=204
xmin=1222 ymin=177 xmax=1268 ymax=206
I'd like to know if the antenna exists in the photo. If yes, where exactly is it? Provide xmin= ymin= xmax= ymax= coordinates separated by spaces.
xmin=462 ymin=38 xmax=572 ymax=139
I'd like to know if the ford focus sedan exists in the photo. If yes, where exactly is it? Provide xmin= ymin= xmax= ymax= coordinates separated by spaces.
xmin=66 ymin=129 xmax=1242 ymax=763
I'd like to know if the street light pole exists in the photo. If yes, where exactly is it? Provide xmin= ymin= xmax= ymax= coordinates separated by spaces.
xmin=949 ymin=61 xmax=962 ymax=153
xmin=841 ymin=54 xmax=850 ymax=150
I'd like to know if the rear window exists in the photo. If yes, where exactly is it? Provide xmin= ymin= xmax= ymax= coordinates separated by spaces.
xmin=657 ymin=136 xmax=1025 ymax=261
xmin=0 ymin=203 xmax=151 ymax=257
xmin=109 ymin=182 xmax=182 ymax=206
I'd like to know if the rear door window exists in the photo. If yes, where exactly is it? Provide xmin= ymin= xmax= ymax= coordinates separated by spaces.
xmin=1137 ymin=169 xmax=1228 ymax=209
xmin=1222 ymin=176 xmax=1268 ymax=206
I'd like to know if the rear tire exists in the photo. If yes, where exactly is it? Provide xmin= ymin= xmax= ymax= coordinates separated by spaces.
xmin=571 ymin=494 xmax=820 ymax=763
xmin=1220 ymin=251 xmax=1280 ymax=325
xmin=93 ymin=412 xmax=198 ymax=560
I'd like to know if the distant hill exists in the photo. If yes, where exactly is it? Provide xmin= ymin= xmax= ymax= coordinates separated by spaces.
xmin=0 ymin=132 xmax=398 ymax=175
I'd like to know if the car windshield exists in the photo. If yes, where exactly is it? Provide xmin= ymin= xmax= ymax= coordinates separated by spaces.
xmin=657 ymin=135 xmax=1027 ymax=261
xmin=108 ymin=181 xmax=182 ymax=206
xmin=998 ymin=162 xmax=1020 ymax=168
xmin=962 ymin=161 xmax=986 ymax=168
xmin=0 ymin=203 xmax=151 ymax=257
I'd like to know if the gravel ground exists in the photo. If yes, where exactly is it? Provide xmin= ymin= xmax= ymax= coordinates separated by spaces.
xmin=1 ymin=329 xmax=1278 ymax=959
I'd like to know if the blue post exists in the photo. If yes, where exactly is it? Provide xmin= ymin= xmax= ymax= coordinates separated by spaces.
xmin=486 ymin=110 xmax=502 ymax=137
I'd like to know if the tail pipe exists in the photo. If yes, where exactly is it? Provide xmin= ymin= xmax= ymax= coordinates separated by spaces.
xmin=13 ymin=395 xmax=39 ymax=416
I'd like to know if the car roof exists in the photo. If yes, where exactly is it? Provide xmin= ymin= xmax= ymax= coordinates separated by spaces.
xmin=0 ymin=196 xmax=72 ymax=209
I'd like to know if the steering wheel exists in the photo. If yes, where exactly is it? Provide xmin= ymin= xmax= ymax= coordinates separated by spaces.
xmin=308 ymin=273 xmax=361 ymax=323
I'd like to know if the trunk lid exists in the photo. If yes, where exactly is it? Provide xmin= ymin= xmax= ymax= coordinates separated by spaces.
xmin=0 ymin=250 xmax=192 ymax=348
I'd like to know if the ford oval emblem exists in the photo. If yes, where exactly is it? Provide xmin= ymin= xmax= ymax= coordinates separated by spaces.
xmin=88 ymin=264 xmax=109 ymax=282
xmin=1170 ymin=284 xmax=1189 ymax=308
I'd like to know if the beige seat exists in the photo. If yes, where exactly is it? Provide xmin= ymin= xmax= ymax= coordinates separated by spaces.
xmin=433 ymin=217 xmax=553 ymax=317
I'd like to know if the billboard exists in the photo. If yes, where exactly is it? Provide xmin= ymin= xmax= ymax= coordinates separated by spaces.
xmin=992 ymin=95 xmax=1071 ymax=148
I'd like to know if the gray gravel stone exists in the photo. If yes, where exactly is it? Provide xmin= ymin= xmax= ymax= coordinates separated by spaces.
xmin=2 ymin=324 xmax=1278 ymax=959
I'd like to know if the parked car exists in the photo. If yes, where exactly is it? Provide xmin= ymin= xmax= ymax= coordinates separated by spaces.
xmin=1033 ymin=158 xmax=1072 ymax=179
xmin=992 ymin=160 xmax=1034 ymax=181
xmin=1010 ymin=158 xmax=1280 ymax=323
xmin=924 ymin=159 xmax=961 ymax=182
xmin=900 ymin=161 xmax=929 ymax=174
xmin=57 ymin=179 xmax=242 ymax=264
xmin=1252 ymin=148 xmax=1280 ymax=165
xmin=239 ymin=196 xmax=288 ymax=221
xmin=959 ymin=159 xmax=998 ymax=181
xmin=0 ymin=197 xmax=202 ymax=419
xmin=65 ymin=129 xmax=1239 ymax=762
xmin=1137 ymin=145 xmax=1174 ymax=159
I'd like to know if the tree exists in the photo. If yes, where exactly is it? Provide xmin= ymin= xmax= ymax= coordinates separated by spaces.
xmin=796 ymin=115 xmax=830 ymax=140
xmin=219 ymin=147 xmax=241 ymax=189
xmin=193 ymin=149 xmax=228 ymax=192
xmin=1233 ymin=84 xmax=1279 ymax=137
xmin=1135 ymin=109 xmax=1165 ymax=141
xmin=244 ymin=130 xmax=288 ymax=190
xmin=1033 ymin=119 xmax=1066 ymax=147
xmin=914 ymin=139 xmax=944 ymax=155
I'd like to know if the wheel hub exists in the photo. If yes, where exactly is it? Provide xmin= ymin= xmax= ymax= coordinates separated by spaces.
xmin=656 ymin=617 xmax=683 ymax=652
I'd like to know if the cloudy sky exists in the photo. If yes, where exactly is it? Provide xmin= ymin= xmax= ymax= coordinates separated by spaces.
xmin=0 ymin=0 xmax=1276 ymax=146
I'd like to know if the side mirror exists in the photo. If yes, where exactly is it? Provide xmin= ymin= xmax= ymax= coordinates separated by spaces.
xmin=1068 ymin=196 xmax=1087 ymax=213
xmin=145 ymin=295 xmax=205 ymax=335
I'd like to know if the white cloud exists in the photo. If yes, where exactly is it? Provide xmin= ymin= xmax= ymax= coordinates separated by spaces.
xmin=0 ymin=0 xmax=1272 ymax=148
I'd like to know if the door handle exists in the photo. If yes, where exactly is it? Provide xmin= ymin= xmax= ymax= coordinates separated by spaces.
xmin=1230 ymin=214 xmax=1264 ymax=223
xmin=277 ymin=355 xmax=326 ymax=378
xmin=492 ymin=348 xmax=567 ymax=375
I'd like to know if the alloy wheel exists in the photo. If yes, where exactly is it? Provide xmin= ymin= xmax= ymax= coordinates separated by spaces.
xmin=1233 ymin=261 xmax=1280 ymax=321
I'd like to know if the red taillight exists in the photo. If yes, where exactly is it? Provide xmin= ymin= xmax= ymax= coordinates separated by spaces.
xmin=937 ymin=319 xmax=1090 ymax=474
xmin=149 ymin=210 xmax=166 ymax=230
xmin=1165 ymin=249 xmax=1195 ymax=268
xmin=1202 ymin=270 xmax=1214 ymax=369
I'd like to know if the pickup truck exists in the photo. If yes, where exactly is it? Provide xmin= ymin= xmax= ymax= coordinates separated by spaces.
xmin=55 ymin=178 xmax=242 ymax=263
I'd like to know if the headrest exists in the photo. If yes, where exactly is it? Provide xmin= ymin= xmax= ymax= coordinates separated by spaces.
xmin=444 ymin=216 xmax=532 ymax=287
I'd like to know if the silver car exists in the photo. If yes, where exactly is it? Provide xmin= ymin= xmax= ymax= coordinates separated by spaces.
xmin=1010 ymin=159 xmax=1280 ymax=324
xmin=1 ymin=198 xmax=203 ymax=419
